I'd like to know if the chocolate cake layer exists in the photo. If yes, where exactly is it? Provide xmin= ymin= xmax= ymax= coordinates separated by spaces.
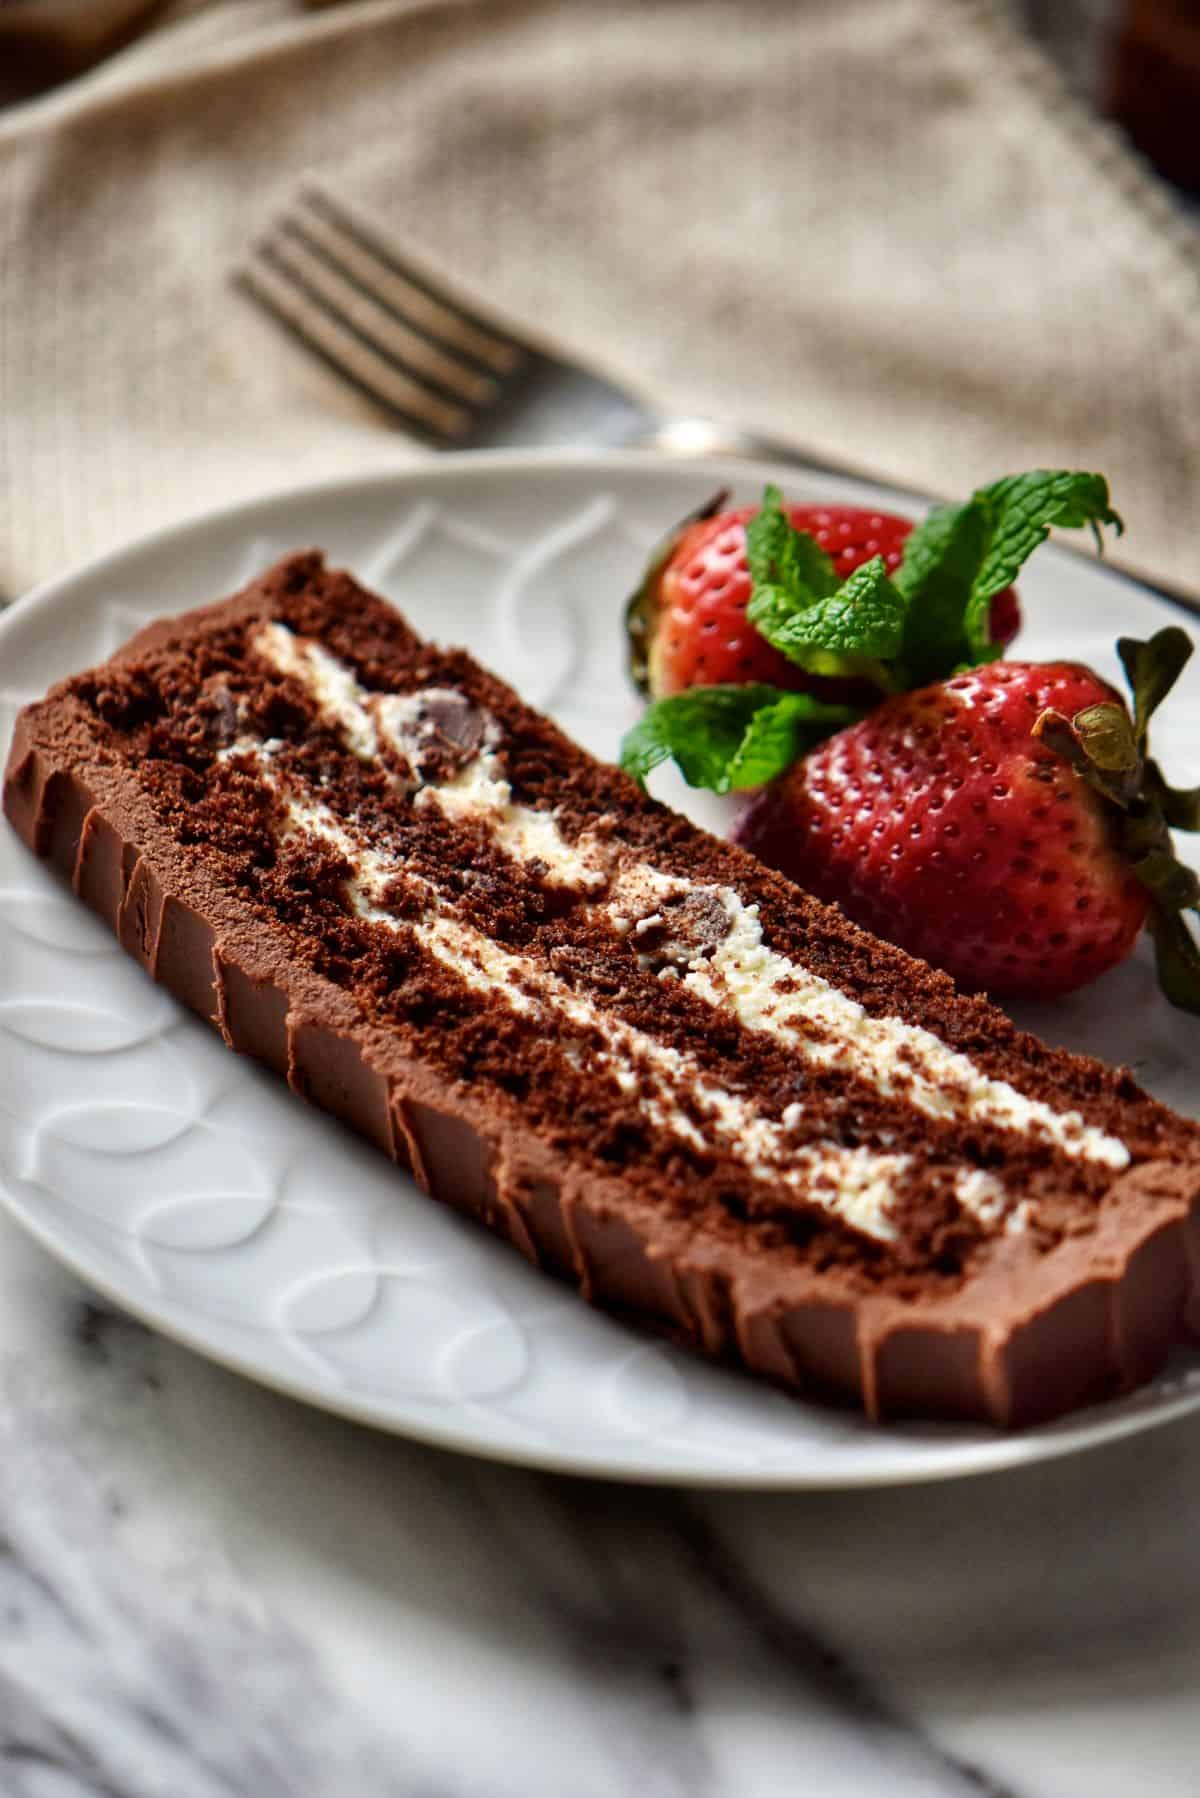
xmin=6 ymin=552 xmax=1200 ymax=1427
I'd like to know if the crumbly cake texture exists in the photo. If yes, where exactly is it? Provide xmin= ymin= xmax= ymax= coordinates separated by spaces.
xmin=6 ymin=552 xmax=1200 ymax=1427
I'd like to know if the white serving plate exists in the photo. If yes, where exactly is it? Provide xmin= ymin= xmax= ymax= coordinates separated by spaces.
xmin=1 ymin=450 xmax=1198 ymax=1486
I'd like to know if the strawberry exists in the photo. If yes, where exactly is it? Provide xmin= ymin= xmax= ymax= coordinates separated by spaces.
xmin=731 ymin=637 xmax=1200 ymax=1005
xmin=736 ymin=663 xmax=1138 ymax=995
xmin=630 ymin=500 xmax=810 ymax=696
xmin=626 ymin=493 xmax=1021 ymax=701
xmin=619 ymin=469 xmax=1189 ymax=1004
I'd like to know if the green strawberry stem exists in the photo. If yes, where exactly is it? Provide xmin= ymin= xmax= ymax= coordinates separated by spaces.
xmin=1150 ymin=911 xmax=1200 ymax=1012
xmin=1031 ymin=626 xmax=1200 ymax=1012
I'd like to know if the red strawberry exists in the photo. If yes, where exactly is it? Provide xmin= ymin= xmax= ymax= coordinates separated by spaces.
xmin=735 ymin=658 xmax=1177 ymax=999
xmin=626 ymin=496 xmax=1020 ymax=700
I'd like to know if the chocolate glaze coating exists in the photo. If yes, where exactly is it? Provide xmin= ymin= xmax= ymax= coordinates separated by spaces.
xmin=5 ymin=551 xmax=1200 ymax=1428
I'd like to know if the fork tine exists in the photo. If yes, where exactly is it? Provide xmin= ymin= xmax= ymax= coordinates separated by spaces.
xmin=296 ymin=187 xmax=524 ymax=378
xmin=236 ymin=249 xmax=473 ymax=444
xmin=265 ymin=223 xmax=500 ymax=409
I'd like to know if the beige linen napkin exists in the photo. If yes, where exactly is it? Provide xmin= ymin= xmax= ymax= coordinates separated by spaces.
xmin=1 ymin=0 xmax=1198 ymax=599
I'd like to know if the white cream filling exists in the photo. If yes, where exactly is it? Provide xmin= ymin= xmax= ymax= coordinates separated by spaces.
xmin=258 ymin=622 xmax=380 ymax=759
xmin=249 ymin=624 xmax=1130 ymax=1216
xmin=413 ymin=908 xmax=911 ymax=1238
xmin=417 ymin=754 xmax=609 ymax=894
xmin=252 ymin=768 xmax=912 ymax=1241
xmin=257 ymin=625 xmax=608 ymax=893
xmin=675 ymin=891 xmax=1128 ymax=1171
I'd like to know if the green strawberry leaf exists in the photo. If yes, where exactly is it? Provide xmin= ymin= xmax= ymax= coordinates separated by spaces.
xmin=1033 ymin=703 xmax=1141 ymax=808
xmin=1061 ymin=619 xmax=1200 ymax=1016
xmin=962 ymin=471 xmax=1123 ymax=656
xmin=620 ymin=684 xmax=861 ymax=794
xmin=1144 ymin=761 xmax=1200 ymax=832
xmin=1147 ymin=909 xmax=1200 ymax=1015
xmin=1116 ymin=629 xmax=1200 ymax=838
xmin=1130 ymin=849 xmax=1200 ymax=914
xmin=1071 ymin=703 xmax=1141 ymax=774
xmin=1117 ymin=628 xmax=1194 ymax=743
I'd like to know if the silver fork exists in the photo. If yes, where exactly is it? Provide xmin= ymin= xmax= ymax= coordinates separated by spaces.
xmin=235 ymin=186 xmax=860 ymax=473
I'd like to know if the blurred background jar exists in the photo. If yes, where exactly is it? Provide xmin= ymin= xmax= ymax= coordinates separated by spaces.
xmin=0 ymin=0 xmax=163 ymax=103
xmin=1109 ymin=0 xmax=1200 ymax=194
xmin=1016 ymin=0 xmax=1200 ymax=196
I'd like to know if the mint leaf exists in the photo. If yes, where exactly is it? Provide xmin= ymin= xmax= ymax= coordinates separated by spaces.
xmin=743 ymin=471 xmax=1122 ymax=691
xmin=746 ymin=486 xmax=838 ymax=601
xmin=963 ymin=471 xmax=1123 ymax=656
xmin=743 ymin=487 xmax=839 ymax=644
xmin=892 ymin=468 xmax=1123 ymax=674
xmin=621 ymin=685 xmax=779 ymax=791
xmin=725 ymin=694 xmax=855 ymax=789
xmin=620 ymin=684 xmax=860 ymax=794
xmin=750 ymin=555 xmax=908 ymax=680
xmin=895 ymin=499 xmax=990 ymax=683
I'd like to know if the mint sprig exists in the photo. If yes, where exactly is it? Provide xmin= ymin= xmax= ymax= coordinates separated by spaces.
xmin=746 ymin=489 xmax=907 ymax=687
xmin=745 ymin=471 xmax=1124 ymax=694
xmin=746 ymin=493 xmax=838 ymax=605
xmin=620 ymin=684 xmax=862 ymax=795
xmin=956 ymin=471 xmax=1123 ymax=658
xmin=893 ymin=499 xmax=993 ymax=682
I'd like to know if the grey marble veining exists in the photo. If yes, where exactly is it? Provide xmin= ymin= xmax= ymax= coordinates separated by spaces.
xmin=0 ymin=1317 xmax=413 ymax=1796
xmin=2 ymin=1208 xmax=1200 ymax=1797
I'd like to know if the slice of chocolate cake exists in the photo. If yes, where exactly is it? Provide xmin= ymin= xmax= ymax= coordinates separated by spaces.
xmin=6 ymin=552 xmax=1200 ymax=1426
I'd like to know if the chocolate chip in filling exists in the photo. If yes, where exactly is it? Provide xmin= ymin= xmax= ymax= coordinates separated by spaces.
xmin=401 ymin=690 xmax=487 ymax=782
xmin=632 ymin=889 xmax=730 ymax=971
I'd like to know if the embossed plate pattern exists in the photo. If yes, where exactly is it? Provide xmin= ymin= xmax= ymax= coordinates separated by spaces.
xmin=2 ymin=451 xmax=1199 ymax=1486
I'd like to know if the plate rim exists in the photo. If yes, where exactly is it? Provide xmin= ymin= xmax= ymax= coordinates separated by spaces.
xmin=4 ymin=1166 xmax=1200 ymax=1490
xmin=2 ymin=446 xmax=1198 ymax=1489
xmin=4 ymin=445 xmax=1192 ymax=642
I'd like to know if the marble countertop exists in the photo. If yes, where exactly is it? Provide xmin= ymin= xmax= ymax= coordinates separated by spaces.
xmin=3 ymin=1211 xmax=1198 ymax=1797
